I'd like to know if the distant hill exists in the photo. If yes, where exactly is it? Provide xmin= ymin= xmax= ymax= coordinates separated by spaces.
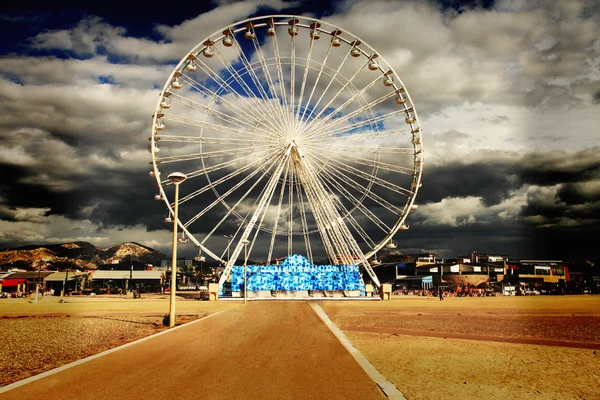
xmin=0 ymin=241 xmax=167 ymax=271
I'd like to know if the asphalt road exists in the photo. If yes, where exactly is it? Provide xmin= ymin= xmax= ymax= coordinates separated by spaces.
xmin=2 ymin=301 xmax=386 ymax=399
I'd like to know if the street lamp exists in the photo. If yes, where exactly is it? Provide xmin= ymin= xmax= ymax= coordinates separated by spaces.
xmin=129 ymin=254 xmax=133 ymax=294
xmin=168 ymin=172 xmax=187 ymax=327
xmin=224 ymin=234 xmax=233 ymax=263
xmin=242 ymin=239 xmax=250 ymax=304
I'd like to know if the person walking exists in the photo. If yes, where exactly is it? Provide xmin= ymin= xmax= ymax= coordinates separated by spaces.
xmin=439 ymin=288 xmax=444 ymax=301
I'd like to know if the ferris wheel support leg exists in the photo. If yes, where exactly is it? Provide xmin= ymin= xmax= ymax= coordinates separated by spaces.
xmin=217 ymin=145 xmax=294 ymax=289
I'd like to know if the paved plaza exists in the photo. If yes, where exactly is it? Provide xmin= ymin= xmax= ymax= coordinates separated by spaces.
xmin=1 ymin=301 xmax=386 ymax=399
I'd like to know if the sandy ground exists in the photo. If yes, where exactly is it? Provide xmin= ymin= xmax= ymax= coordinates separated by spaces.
xmin=321 ymin=296 xmax=600 ymax=400
xmin=0 ymin=295 xmax=238 ymax=386
xmin=2 ymin=295 xmax=600 ymax=399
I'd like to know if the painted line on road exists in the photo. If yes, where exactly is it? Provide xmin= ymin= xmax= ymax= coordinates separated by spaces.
xmin=0 ymin=310 xmax=226 ymax=394
xmin=310 ymin=303 xmax=406 ymax=400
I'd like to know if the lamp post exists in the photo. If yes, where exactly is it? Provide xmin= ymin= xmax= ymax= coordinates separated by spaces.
xmin=129 ymin=254 xmax=133 ymax=294
xmin=242 ymin=239 xmax=250 ymax=304
xmin=62 ymin=268 xmax=69 ymax=297
xmin=168 ymin=172 xmax=187 ymax=327
xmin=224 ymin=234 xmax=233 ymax=263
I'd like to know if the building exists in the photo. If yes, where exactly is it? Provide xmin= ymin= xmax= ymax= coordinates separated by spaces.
xmin=90 ymin=270 xmax=164 ymax=293
xmin=44 ymin=271 xmax=89 ymax=295
xmin=160 ymin=259 xmax=194 ymax=269
xmin=511 ymin=260 xmax=568 ymax=294
xmin=0 ymin=271 xmax=54 ymax=293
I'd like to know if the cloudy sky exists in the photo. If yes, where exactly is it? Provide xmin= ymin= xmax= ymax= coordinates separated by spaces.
xmin=0 ymin=0 xmax=599 ymax=262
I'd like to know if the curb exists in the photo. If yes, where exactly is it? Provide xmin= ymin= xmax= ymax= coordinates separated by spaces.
xmin=310 ymin=303 xmax=407 ymax=400
xmin=0 ymin=311 xmax=225 ymax=394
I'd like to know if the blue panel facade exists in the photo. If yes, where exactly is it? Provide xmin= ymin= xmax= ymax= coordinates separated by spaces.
xmin=227 ymin=254 xmax=365 ymax=294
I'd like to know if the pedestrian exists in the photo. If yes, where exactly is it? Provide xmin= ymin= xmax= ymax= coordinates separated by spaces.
xmin=439 ymin=288 xmax=444 ymax=301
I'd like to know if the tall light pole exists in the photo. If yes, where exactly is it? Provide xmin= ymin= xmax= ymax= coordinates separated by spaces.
xmin=129 ymin=254 xmax=133 ymax=294
xmin=242 ymin=239 xmax=250 ymax=304
xmin=168 ymin=172 xmax=187 ymax=327
xmin=224 ymin=234 xmax=233 ymax=263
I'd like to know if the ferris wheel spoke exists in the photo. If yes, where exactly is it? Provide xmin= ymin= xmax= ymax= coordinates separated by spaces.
xmin=301 ymin=75 xmax=379 ymax=140
xmin=288 ymin=162 xmax=294 ymax=254
xmin=296 ymin=47 xmax=352 ymax=136
xmin=295 ymin=31 xmax=316 ymax=123
xmin=219 ymin=145 xmax=294 ymax=284
xmin=223 ymin=35 xmax=290 ymax=136
xmin=314 ymin=159 xmax=391 ymax=233
xmin=316 ymin=147 xmax=417 ymax=174
xmin=303 ymin=149 xmax=404 ymax=215
xmin=319 ymin=144 xmax=415 ymax=156
xmin=176 ymin=155 xmax=271 ymax=205
xmin=202 ymin=156 xmax=279 ymax=252
xmin=271 ymin=28 xmax=294 ymax=135
xmin=267 ymin=157 xmax=291 ymax=264
xmin=158 ymin=134 xmax=264 ymax=146
xmin=314 ymin=151 xmax=413 ymax=197
xmin=162 ymin=95 xmax=272 ymax=141
xmin=168 ymin=92 xmax=274 ymax=136
xmin=181 ymin=74 xmax=270 ymax=131
xmin=306 ymin=108 xmax=410 ymax=140
xmin=248 ymin=25 xmax=297 ymax=135
xmin=186 ymin=148 xmax=287 ymax=229
xmin=192 ymin=53 xmax=277 ymax=129
xmin=155 ymin=144 xmax=272 ymax=166
xmin=306 ymin=128 xmax=412 ymax=144
xmin=160 ymin=113 xmax=254 ymax=137
xmin=182 ymin=73 xmax=282 ymax=139
xmin=294 ymin=173 xmax=313 ymax=263
xmin=158 ymin=114 xmax=272 ymax=142
xmin=295 ymin=155 xmax=360 ymax=265
xmin=247 ymin=164 xmax=290 ymax=260
xmin=290 ymin=27 xmax=296 ymax=122
xmin=318 ymin=173 xmax=378 ymax=248
xmin=303 ymin=89 xmax=398 ymax=141
xmin=295 ymin=163 xmax=338 ymax=263
xmin=300 ymin=57 xmax=371 ymax=137
xmin=298 ymin=37 xmax=334 ymax=126
xmin=160 ymin=150 xmax=271 ymax=189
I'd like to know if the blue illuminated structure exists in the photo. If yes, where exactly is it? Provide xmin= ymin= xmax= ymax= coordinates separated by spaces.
xmin=223 ymin=254 xmax=365 ymax=295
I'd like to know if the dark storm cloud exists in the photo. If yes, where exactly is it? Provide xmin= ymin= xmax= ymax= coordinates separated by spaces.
xmin=557 ymin=182 xmax=600 ymax=205
xmin=419 ymin=148 xmax=600 ymax=206
xmin=0 ymin=159 xmax=166 ymax=228
xmin=418 ymin=162 xmax=515 ymax=206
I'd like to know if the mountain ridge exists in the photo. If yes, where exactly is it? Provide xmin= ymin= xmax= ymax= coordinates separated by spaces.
xmin=0 ymin=241 xmax=167 ymax=271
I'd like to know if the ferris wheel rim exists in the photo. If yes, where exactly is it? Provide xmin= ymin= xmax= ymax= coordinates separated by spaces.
xmin=149 ymin=14 xmax=424 ymax=267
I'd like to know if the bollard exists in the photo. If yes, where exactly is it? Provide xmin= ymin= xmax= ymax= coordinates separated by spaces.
xmin=208 ymin=283 xmax=219 ymax=301
xmin=380 ymin=283 xmax=392 ymax=300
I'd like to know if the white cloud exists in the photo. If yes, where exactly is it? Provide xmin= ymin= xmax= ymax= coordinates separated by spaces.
xmin=0 ymin=212 xmax=174 ymax=254
xmin=417 ymin=190 xmax=528 ymax=227
xmin=29 ymin=1 xmax=294 ymax=63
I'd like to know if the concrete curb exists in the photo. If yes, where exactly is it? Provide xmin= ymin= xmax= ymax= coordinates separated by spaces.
xmin=0 ymin=311 xmax=226 ymax=394
xmin=310 ymin=303 xmax=407 ymax=400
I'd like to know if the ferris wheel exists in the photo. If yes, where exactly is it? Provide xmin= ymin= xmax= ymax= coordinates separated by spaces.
xmin=149 ymin=15 xmax=424 ymax=287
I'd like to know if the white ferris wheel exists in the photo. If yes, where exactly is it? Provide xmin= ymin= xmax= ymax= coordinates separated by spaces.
xmin=149 ymin=15 xmax=424 ymax=288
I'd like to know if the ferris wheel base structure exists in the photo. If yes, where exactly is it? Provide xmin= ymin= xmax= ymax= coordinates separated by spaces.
xmin=216 ymin=254 xmax=383 ymax=299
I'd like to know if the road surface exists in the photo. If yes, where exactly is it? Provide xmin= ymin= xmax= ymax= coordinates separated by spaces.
xmin=2 ymin=301 xmax=386 ymax=399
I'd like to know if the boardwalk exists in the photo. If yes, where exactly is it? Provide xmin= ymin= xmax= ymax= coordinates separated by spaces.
xmin=2 ymin=302 xmax=385 ymax=399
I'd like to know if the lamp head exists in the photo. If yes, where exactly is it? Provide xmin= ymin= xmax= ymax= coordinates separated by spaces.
xmin=168 ymin=172 xmax=187 ymax=184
